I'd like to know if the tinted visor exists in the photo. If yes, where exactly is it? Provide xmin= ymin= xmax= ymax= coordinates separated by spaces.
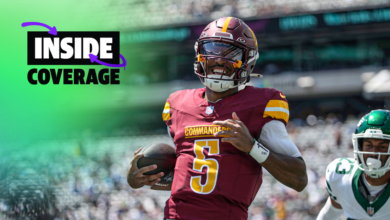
xmin=199 ymin=41 xmax=244 ymax=61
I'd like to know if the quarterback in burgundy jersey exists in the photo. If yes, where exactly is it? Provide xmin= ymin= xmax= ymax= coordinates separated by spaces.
xmin=162 ymin=87 xmax=290 ymax=219
xmin=127 ymin=17 xmax=308 ymax=220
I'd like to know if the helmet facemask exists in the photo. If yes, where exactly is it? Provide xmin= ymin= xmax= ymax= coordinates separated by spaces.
xmin=194 ymin=17 xmax=261 ymax=92
xmin=194 ymin=39 xmax=251 ymax=92
xmin=352 ymin=132 xmax=390 ymax=178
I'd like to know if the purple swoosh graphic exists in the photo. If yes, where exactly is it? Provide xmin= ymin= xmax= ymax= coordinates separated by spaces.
xmin=21 ymin=22 xmax=57 ymax=35
xmin=89 ymin=54 xmax=127 ymax=70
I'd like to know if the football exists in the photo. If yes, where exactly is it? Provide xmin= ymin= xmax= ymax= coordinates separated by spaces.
xmin=137 ymin=143 xmax=176 ymax=185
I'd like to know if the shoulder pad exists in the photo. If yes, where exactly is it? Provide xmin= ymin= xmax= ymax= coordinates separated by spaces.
xmin=168 ymin=89 xmax=186 ymax=101
xmin=167 ymin=89 xmax=198 ymax=109
xmin=163 ymin=90 xmax=187 ymax=122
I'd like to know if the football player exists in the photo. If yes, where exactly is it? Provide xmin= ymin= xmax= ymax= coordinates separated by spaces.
xmin=317 ymin=109 xmax=390 ymax=220
xmin=127 ymin=17 xmax=308 ymax=220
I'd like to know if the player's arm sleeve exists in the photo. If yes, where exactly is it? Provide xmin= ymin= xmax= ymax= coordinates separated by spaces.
xmin=258 ymin=120 xmax=301 ymax=157
xmin=317 ymin=197 xmax=343 ymax=220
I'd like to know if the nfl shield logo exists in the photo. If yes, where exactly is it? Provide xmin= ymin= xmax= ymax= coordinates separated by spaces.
xmin=367 ymin=207 xmax=374 ymax=215
xmin=205 ymin=106 xmax=214 ymax=115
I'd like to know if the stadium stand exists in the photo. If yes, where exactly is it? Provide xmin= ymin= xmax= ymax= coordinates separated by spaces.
xmin=107 ymin=0 xmax=390 ymax=29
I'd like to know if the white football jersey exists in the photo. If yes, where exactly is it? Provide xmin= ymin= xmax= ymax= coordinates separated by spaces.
xmin=326 ymin=158 xmax=390 ymax=220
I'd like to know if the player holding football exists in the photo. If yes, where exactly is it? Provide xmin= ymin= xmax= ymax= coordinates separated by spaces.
xmin=127 ymin=17 xmax=308 ymax=220
xmin=317 ymin=109 xmax=390 ymax=220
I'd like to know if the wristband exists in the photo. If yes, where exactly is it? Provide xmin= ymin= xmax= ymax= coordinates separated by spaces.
xmin=248 ymin=140 xmax=270 ymax=163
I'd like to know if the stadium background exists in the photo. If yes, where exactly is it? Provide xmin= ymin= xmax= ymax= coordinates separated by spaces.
xmin=1 ymin=0 xmax=390 ymax=219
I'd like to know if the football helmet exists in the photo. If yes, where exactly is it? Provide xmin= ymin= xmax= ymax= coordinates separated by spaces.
xmin=352 ymin=109 xmax=390 ymax=178
xmin=194 ymin=17 xmax=260 ymax=92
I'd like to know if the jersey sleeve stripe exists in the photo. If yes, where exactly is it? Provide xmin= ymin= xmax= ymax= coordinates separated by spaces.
xmin=265 ymin=100 xmax=289 ymax=110
xmin=263 ymin=100 xmax=289 ymax=123
xmin=162 ymin=102 xmax=171 ymax=121
xmin=263 ymin=111 xmax=289 ymax=123
xmin=163 ymin=113 xmax=171 ymax=121
xmin=326 ymin=180 xmax=332 ymax=192
xmin=264 ymin=107 xmax=289 ymax=115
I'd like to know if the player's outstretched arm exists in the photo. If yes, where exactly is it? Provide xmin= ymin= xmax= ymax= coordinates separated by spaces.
xmin=127 ymin=148 xmax=165 ymax=189
xmin=260 ymin=151 xmax=307 ymax=191
xmin=317 ymin=197 xmax=343 ymax=220
xmin=213 ymin=112 xmax=308 ymax=192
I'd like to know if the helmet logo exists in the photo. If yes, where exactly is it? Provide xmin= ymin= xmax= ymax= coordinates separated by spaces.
xmin=205 ymin=106 xmax=214 ymax=115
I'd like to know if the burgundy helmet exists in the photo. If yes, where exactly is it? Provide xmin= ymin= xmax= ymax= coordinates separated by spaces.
xmin=194 ymin=17 xmax=259 ymax=92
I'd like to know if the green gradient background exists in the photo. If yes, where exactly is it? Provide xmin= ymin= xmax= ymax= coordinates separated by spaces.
xmin=0 ymin=0 xmax=143 ymax=153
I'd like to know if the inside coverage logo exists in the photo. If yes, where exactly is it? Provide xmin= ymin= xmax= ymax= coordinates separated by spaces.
xmin=23 ymin=22 xmax=126 ymax=85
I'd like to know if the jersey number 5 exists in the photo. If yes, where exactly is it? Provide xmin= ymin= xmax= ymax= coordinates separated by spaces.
xmin=190 ymin=139 xmax=219 ymax=194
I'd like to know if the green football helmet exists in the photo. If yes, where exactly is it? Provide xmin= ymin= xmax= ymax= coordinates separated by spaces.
xmin=352 ymin=109 xmax=390 ymax=178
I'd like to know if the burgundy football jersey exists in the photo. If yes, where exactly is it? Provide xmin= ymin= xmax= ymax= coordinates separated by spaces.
xmin=162 ymin=86 xmax=289 ymax=220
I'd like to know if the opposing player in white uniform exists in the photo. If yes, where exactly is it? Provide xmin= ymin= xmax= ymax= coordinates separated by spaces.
xmin=317 ymin=109 xmax=390 ymax=220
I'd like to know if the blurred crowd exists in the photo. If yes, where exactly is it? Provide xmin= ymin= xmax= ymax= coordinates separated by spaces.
xmin=109 ymin=0 xmax=389 ymax=29
xmin=0 ymin=113 xmax=359 ymax=220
